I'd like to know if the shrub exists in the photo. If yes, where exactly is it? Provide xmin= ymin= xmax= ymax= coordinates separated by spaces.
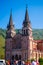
xmin=39 ymin=58 xmax=43 ymax=65
xmin=31 ymin=58 xmax=35 ymax=62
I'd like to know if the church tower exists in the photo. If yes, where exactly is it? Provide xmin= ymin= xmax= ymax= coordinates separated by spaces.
xmin=5 ymin=10 xmax=16 ymax=60
xmin=22 ymin=7 xmax=33 ymax=60
xmin=6 ymin=10 xmax=16 ymax=38
xmin=22 ymin=7 xmax=32 ymax=36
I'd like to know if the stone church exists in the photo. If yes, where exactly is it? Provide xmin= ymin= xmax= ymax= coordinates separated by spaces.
xmin=5 ymin=7 xmax=43 ymax=61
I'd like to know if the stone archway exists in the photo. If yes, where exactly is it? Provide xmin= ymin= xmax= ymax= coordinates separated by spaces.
xmin=15 ymin=54 xmax=19 ymax=60
xmin=15 ymin=54 xmax=21 ymax=60
xmin=18 ymin=55 xmax=21 ymax=60
xmin=11 ymin=55 xmax=14 ymax=60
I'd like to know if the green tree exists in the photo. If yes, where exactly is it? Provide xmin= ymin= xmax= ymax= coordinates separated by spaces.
xmin=39 ymin=58 xmax=43 ymax=65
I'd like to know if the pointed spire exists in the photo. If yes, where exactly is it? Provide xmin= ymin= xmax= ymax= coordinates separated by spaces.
xmin=7 ymin=9 xmax=14 ymax=30
xmin=25 ymin=5 xmax=29 ymax=21
xmin=9 ymin=9 xmax=14 ymax=26
xmin=23 ymin=5 xmax=31 ymax=27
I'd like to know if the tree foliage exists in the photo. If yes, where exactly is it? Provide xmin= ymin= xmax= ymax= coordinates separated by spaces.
xmin=39 ymin=58 xmax=43 ymax=65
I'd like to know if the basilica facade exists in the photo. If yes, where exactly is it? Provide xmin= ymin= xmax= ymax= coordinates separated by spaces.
xmin=5 ymin=7 xmax=43 ymax=61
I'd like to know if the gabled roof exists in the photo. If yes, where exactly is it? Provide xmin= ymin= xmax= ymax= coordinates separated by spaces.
xmin=34 ymin=40 xmax=43 ymax=43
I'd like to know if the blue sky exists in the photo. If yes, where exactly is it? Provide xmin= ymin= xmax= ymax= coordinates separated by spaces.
xmin=0 ymin=0 xmax=43 ymax=29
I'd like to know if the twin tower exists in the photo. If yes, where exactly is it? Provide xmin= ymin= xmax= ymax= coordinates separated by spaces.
xmin=5 ymin=7 xmax=33 ymax=61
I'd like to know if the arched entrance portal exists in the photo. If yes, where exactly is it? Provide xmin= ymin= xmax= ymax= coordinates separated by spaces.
xmin=15 ymin=54 xmax=18 ymax=60
xmin=11 ymin=55 xmax=14 ymax=60
xmin=12 ymin=54 xmax=21 ymax=60
xmin=19 ymin=55 xmax=21 ymax=60
xmin=15 ymin=54 xmax=21 ymax=60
